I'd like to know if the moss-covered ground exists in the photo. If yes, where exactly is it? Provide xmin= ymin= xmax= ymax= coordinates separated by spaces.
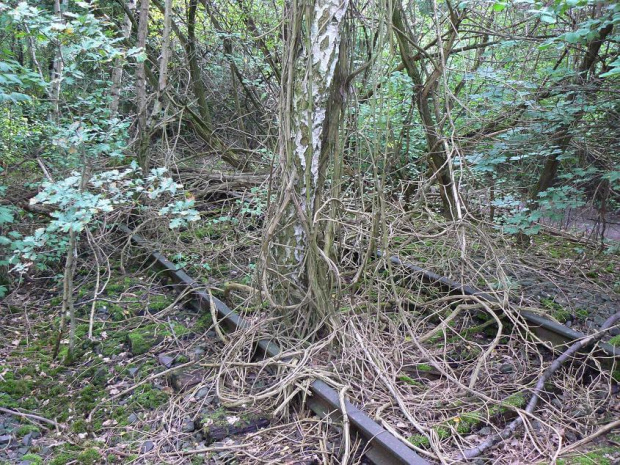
xmin=0 ymin=264 xmax=222 ymax=464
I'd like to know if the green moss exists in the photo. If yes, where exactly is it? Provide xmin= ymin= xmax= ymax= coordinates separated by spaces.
xmin=541 ymin=298 xmax=571 ymax=323
xmin=0 ymin=393 xmax=18 ymax=408
xmin=609 ymin=335 xmax=620 ymax=347
xmin=487 ymin=392 xmax=527 ymax=417
xmin=455 ymin=412 xmax=482 ymax=434
xmin=20 ymin=454 xmax=43 ymax=465
xmin=127 ymin=327 xmax=160 ymax=355
xmin=148 ymin=294 xmax=172 ymax=312
xmin=74 ymin=385 xmax=104 ymax=416
xmin=0 ymin=376 xmax=32 ymax=397
xmin=195 ymin=312 xmax=213 ymax=331
xmin=77 ymin=448 xmax=101 ymax=464
xmin=398 ymin=374 xmax=423 ymax=387
xmin=71 ymin=419 xmax=88 ymax=434
xmin=408 ymin=434 xmax=430 ymax=447
xmin=50 ymin=452 xmax=77 ymax=465
xmin=416 ymin=363 xmax=433 ymax=372
xmin=575 ymin=308 xmax=589 ymax=321
xmin=131 ymin=385 xmax=168 ymax=409
xmin=16 ymin=425 xmax=40 ymax=437
xmin=562 ymin=447 xmax=618 ymax=464
xmin=553 ymin=309 xmax=572 ymax=324
xmin=127 ymin=322 xmax=189 ymax=355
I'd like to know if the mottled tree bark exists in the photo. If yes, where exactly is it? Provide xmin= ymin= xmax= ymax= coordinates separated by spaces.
xmin=260 ymin=0 xmax=350 ymax=336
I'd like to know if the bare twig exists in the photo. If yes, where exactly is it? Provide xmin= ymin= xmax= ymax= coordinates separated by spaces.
xmin=0 ymin=407 xmax=65 ymax=430
xmin=461 ymin=310 xmax=620 ymax=460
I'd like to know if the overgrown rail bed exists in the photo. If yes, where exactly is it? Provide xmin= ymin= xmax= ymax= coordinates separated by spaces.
xmin=2 ymin=207 xmax=620 ymax=465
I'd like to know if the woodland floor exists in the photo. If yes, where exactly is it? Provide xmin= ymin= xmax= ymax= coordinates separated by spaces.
xmin=1 ymin=201 xmax=619 ymax=464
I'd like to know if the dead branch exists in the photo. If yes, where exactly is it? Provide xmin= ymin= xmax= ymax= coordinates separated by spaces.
xmin=0 ymin=407 xmax=65 ymax=430
xmin=461 ymin=310 xmax=620 ymax=460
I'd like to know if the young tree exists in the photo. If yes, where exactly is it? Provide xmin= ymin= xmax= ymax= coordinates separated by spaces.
xmin=260 ymin=0 xmax=350 ymax=336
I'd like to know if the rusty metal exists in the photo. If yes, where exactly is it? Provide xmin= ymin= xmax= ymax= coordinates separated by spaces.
xmin=119 ymin=225 xmax=428 ymax=465
xmin=387 ymin=254 xmax=620 ymax=359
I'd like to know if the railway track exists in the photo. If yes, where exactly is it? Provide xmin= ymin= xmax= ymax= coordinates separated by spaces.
xmin=387 ymin=255 xmax=620 ymax=361
xmin=120 ymin=225 xmax=618 ymax=464
xmin=119 ymin=225 xmax=428 ymax=465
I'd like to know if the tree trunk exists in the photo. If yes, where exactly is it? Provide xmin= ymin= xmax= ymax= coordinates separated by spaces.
xmin=391 ymin=3 xmax=462 ymax=220
xmin=110 ymin=0 xmax=135 ymax=114
xmin=149 ymin=0 xmax=172 ymax=122
xmin=530 ymin=23 xmax=613 ymax=204
xmin=51 ymin=0 xmax=66 ymax=122
xmin=187 ymin=0 xmax=212 ymax=128
xmin=260 ymin=0 xmax=350 ymax=337
xmin=135 ymin=0 xmax=150 ymax=174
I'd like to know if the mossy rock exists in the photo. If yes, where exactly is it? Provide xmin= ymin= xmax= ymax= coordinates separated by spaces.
xmin=77 ymin=448 xmax=101 ymax=464
xmin=127 ymin=322 xmax=191 ymax=355
xmin=129 ymin=385 xmax=168 ymax=409
xmin=105 ymin=276 xmax=136 ymax=295
xmin=147 ymin=294 xmax=173 ymax=312
xmin=200 ymin=407 xmax=270 ymax=443
xmin=127 ymin=325 xmax=165 ymax=355
xmin=15 ymin=425 xmax=40 ymax=437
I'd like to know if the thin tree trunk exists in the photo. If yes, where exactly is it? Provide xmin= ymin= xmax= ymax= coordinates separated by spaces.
xmin=51 ymin=0 xmax=65 ymax=122
xmin=530 ymin=23 xmax=613 ymax=204
xmin=187 ymin=0 xmax=212 ymax=128
xmin=391 ymin=3 xmax=462 ymax=220
xmin=135 ymin=0 xmax=150 ymax=174
xmin=150 ymin=0 xmax=172 ymax=120
xmin=260 ymin=0 xmax=350 ymax=336
xmin=110 ymin=0 xmax=135 ymax=113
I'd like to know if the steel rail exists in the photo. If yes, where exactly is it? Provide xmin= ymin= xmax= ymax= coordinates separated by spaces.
xmin=119 ymin=225 xmax=428 ymax=465
xmin=387 ymin=255 xmax=620 ymax=360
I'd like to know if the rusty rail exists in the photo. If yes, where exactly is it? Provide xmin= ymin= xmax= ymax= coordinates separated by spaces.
xmin=387 ymin=254 xmax=620 ymax=360
xmin=119 ymin=225 xmax=428 ymax=465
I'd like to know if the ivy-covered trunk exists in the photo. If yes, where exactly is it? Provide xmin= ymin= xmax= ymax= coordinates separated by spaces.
xmin=260 ymin=0 xmax=350 ymax=336
xmin=391 ymin=3 xmax=463 ymax=221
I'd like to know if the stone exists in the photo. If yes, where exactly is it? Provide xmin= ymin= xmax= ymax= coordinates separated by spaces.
xmin=195 ymin=387 xmax=211 ymax=400
xmin=168 ymin=368 xmax=203 ymax=392
xmin=140 ymin=440 xmax=155 ymax=453
xmin=478 ymin=427 xmax=492 ymax=436
xmin=182 ymin=418 xmax=195 ymax=433
xmin=128 ymin=367 xmax=139 ymax=377
xmin=0 ymin=434 xmax=12 ymax=444
xmin=158 ymin=354 xmax=174 ymax=369
xmin=22 ymin=433 xmax=33 ymax=447
xmin=127 ymin=413 xmax=138 ymax=424
xmin=499 ymin=363 xmax=514 ymax=374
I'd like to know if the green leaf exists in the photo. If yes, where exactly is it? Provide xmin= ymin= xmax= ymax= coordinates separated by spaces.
xmin=493 ymin=2 xmax=506 ymax=12
xmin=0 ymin=206 xmax=14 ymax=225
